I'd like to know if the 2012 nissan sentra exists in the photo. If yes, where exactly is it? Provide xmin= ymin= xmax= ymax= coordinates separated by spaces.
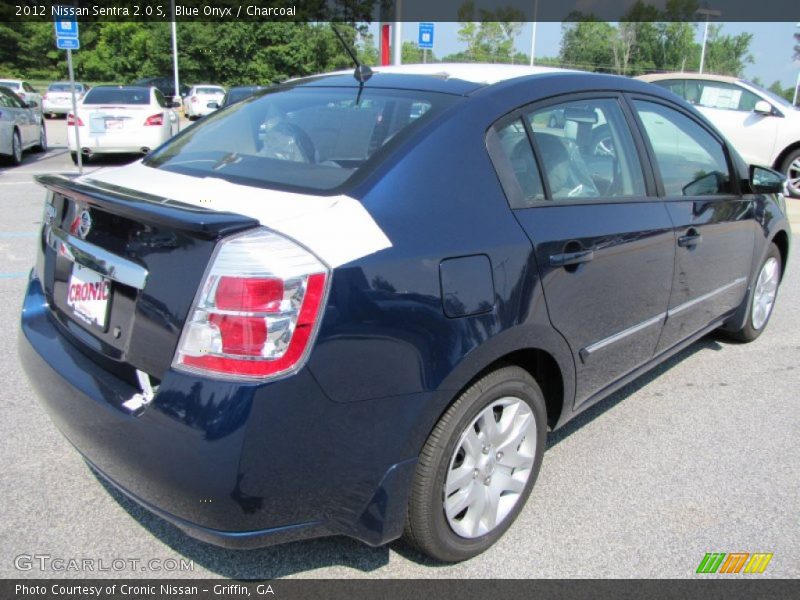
xmin=19 ymin=63 xmax=791 ymax=562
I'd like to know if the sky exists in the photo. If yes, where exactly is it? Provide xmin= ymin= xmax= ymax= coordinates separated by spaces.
xmin=368 ymin=21 xmax=800 ymax=90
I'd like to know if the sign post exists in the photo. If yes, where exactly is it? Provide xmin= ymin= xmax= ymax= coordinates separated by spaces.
xmin=418 ymin=23 xmax=434 ymax=64
xmin=54 ymin=14 xmax=82 ymax=173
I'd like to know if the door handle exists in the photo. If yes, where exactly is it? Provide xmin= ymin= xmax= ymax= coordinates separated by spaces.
xmin=677 ymin=230 xmax=703 ymax=247
xmin=550 ymin=249 xmax=594 ymax=267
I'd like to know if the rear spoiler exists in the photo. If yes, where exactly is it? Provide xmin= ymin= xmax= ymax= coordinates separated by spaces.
xmin=36 ymin=174 xmax=258 ymax=239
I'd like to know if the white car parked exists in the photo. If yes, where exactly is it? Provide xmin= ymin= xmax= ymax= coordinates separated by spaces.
xmin=43 ymin=81 xmax=88 ymax=117
xmin=0 ymin=85 xmax=46 ymax=164
xmin=67 ymin=85 xmax=179 ymax=165
xmin=183 ymin=85 xmax=225 ymax=120
xmin=637 ymin=73 xmax=800 ymax=197
xmin=0 ymin=79 xmax=42 ymax=115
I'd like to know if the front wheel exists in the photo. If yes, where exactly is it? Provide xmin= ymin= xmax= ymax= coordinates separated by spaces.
xmin=728 ymin=243 xmax=782 ymax=342
xmin=403 ymin=365 xmax=547 ymax=562
xmin=780 ymin=148 xmax=800 ymax=198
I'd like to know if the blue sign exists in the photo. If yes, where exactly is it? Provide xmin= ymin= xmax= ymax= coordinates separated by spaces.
xmin=418 ymin=23 xmax=434 ymax=49
xmin=54 ymin=18 xmax=78 ymax=38
xmin=57 ymin=37 xmax=80 ymax=50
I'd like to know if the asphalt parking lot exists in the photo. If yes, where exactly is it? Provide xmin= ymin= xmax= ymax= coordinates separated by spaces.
xmin=0 ymin=118 xmax=798 ymax=579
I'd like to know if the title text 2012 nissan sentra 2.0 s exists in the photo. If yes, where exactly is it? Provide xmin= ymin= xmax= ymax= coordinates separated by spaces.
xmin=19 ymin=64 xmax=791 ymax=562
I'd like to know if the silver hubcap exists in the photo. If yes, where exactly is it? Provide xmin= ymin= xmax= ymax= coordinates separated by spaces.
xmin=12 ymin=134 xmax=21 ymax=162
xmin=787 ymin=157 xmax=800 ymax=197
xmin=444 ymin=397 xmax=536 ymax=539
xmin=751 ymin=257 xmax=779 ymax=330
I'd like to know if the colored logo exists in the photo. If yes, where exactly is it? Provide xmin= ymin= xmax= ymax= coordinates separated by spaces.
xmin=696 ymin=552 xmax=773 ymax=574
xmin=70 ymin=208 xmax=92 ymax=239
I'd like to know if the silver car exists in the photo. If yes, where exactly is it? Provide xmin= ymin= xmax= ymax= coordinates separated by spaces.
xmin=0 ymin=86 xmax=46 ymax=164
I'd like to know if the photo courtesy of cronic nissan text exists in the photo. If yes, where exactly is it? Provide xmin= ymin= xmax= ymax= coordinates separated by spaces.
xmin=0 ymin=0 xmax=798 ymax=598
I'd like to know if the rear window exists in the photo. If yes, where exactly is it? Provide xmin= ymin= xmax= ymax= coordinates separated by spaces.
xmin=0 ymin=81 xmax=21 ymax=90
xmin=145 ymin=86 xmax=456 ymax=192
xmin=196 ymin=87 xmax=224 ymax=95
xmin=49 ymin=83 xmax=85 ymax=92
xmin=83 ymin=88 xmax=150 ymax=105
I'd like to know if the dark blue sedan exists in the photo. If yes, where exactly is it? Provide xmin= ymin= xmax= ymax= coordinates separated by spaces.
xmin=19 ymin=63 xmax=791 ymax=562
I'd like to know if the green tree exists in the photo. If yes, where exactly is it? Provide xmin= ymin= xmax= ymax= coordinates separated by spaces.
xmin=560 ymin=17 xmax=616 ymax=72
xmin=703 ymin=25 xmax=753 ymax=76
xmin=768 ymin=80 xmax=793 ymax=102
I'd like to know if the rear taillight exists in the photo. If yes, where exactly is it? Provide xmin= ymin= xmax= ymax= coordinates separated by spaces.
xmin=66 ymin=113 xmax=83 ymax=126
xmin=174 ymin=228 xmax=330 ymax=380
xmin=144 ymin=113 xmax=164 ymax=126
xmin=42 ymin=93 xmax=48 ymax=100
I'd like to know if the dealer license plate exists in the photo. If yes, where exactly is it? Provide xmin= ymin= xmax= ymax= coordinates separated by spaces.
xmin=66 ymin=264 xmax=111 ymax=329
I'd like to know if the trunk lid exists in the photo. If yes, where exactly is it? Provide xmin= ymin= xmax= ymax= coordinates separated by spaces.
xmin=35 ymin=173 xmax=258 ymax=380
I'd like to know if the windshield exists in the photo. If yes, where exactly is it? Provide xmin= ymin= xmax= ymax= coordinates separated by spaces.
xmin=145 ymin=85 xmax=456 ymax=192
xmin=49 ymin=83 xmax=85 ymax=92
xmin=0 ymin=81 xmax=21 ymax=90
xmin=742 ymin=80 xmax=798 ymax=110
xmin=83 ymin=87 xmax=151 ymax=105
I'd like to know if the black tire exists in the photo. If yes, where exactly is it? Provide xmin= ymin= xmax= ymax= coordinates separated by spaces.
xmin=9 ymin=130 xmax=23 ymax=165
xmin=727 ymin=243 xmax=782 ymax=342
xmin=780 ymin=148 xmax=800 ymax=198
xmin=403 ymin=365 xmax=547 ymax=562
xmin=33 ymin=122 xmax=47 ymax=152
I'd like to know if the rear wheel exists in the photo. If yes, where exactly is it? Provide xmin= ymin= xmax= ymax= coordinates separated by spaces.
xmin=403 ymin=366 xmax=546 ymax=562
xmin=780 ymin=148 xmax=800 ymax=198
xmin=10 ymin=130 xmax=23 ymax=165
xmin=728 ymin=243 xmax=782 ymax=342
xmin=33 ymin=121 xmax=47 ymax=152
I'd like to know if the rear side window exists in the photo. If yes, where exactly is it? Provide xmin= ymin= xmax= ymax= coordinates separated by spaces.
xmin=83 ymin=88 xmax=151 ymax=105
xmin=526 ymin=99 xmax=645 ymax=200
xmin=146 ymin=86 xmax=455 ymax=192
xmin=196 ymin=87 xmax=224 ymax=95
xmin=0 ymin=81 xmax=21 ymax=90
xmin=633 ymin=100 xmax=732 ymax=196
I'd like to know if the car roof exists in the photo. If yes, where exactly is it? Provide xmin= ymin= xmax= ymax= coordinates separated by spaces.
xmin=292 ymin=63 xmax=579 ymax=95
xmin=90 ymin=85 xmax=152 ymax=92
xmin=636 ymin=72 xmax=742 ymax=85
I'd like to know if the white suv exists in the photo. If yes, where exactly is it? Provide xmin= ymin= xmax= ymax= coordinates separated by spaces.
xmin=183 ymin=85 xmax=225 ymax=120
xmin=637 ymin=73 xmax=800 ymax=197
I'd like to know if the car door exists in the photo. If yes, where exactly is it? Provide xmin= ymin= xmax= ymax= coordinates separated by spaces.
xmin=487 ymin=94 xmax=675 ymax=407
xmin=0 ymin=91 xmax=14 ymax=153
xmin=628 ymin=96 xmax=756 ymax=353
xmin=7 ymin=89 xmax=37 ymax=146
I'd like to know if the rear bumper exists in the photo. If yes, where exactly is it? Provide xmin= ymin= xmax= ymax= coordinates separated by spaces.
xmin=19 ymin=274 xmax=421 ymax=549
xmin=43 ymin=102 xmax=71 ymax=115
xmin=67 ymin=127 xmax=169 ymax=153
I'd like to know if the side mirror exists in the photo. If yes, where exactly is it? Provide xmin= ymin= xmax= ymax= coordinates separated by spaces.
xmin=750 ymin=165 xmax=785 ymax=194
xmin=207 ymin=101 xmax=219 ymax=109
xmin=753 ymin=100 xmax=772 ymax=115
xmin=27 ymin=100 xmax=38 ymax=108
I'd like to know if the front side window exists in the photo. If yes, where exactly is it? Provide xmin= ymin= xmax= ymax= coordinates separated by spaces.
xmin=633 ymin=100 xmax=732 ymax=196
xmin=145 ymin=86 xmax=455 ymax=192
xmin=526 ymin=98 xmax=646 ymax=200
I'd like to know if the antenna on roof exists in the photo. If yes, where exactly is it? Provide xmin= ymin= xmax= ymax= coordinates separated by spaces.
xmin=331 ymin=25 xmax=373 ymax=85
